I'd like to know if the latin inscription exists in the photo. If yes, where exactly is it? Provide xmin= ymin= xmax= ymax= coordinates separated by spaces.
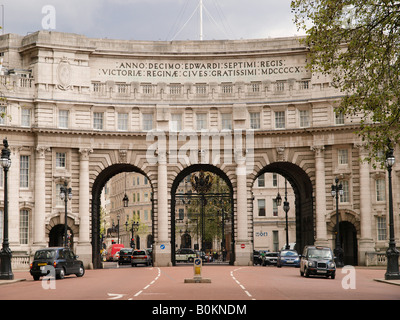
xmin=95 ymin=58 xmax=308 ymax=82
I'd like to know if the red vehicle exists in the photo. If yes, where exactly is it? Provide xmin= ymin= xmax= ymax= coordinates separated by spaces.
xmin=106 ymin=244 xmax=124 ymax=261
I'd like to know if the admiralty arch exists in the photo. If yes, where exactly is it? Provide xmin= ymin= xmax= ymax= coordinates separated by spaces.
xmin=0 ymin=31 xmax=398 ymax=269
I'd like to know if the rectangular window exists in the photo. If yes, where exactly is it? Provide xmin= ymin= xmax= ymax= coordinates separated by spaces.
xmin=273 ymin=199 xmax=278 ymax=216
xmin=93 ymin=112 xmax=103 ymax=130
xmin=59 ymin=110 xmax=69 ymax=128
xmin=339 ymin=180 xmax=349 ymax=203
xmin=376 ymin=179 xmax=386 ymax=202
xmin=170 ymin=84 xmax=182 ymax=95
xmin=196 ymin=113 xmax=207 ymax=130
xmin=338 ymin=149 xmax=349 ymax=165
xmin=258 ymin=174 xmax=265 ymax=187
xmin=178 ymin=208 xmax=184 ymax=220
xmin=222 ymin=83 xmax=233 ymax=94
xmin=56 ymin=152 xmax=66 ymax=168
xmin=276 ymin=82 xmax=285 ymax=91
xmin=196 ymin=84 xmax=207 ymax=95
xmin=251 ymin=82 xmax=261 ymax=93
xmin=142 ymin=113 xmax=153 ymax=131
xmin=20 ymin=209 xmax=29 ymax=245
xmin=299 ymin=110 xmax=310 ymax=128
xmin=335 ymin=111 xmax=345 ymax=125
xmin=273 ymin=230 xmax=279 ymax=252
xmin=118 ymin=113 xmax=128 ymax=131
xmin=377 ymin=216 xmax=387 ymax=241
xmin=21 ymin=109 xmax=31 ymax=127
xmin=0 ymin=106 xmax=6 ymax=125
xmin=221 ymin=113 xmax=232 ymax=130
xmin=20 ymin=155 xmax=29 ymax=188
xmin=272 ymin=173 xmax=278 ymax=187
xmin=299 ymin=80 xmax=309 ymax=90
xmin=250 ymin=112 xmax=260 ymax=129
xmin=258 ymin=199 xmax=266 ymax=216
xmin=275 ymin=111 xmax=285 ymax=129
xmin=170 ymin=114 xmax=182 ymax=131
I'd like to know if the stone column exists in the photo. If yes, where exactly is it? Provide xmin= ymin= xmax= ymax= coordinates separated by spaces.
xmin=357 ymin=145 xmax=374 ymax=265
xmin=235 ymin=151 xmax=252 ymax=265
xmin=8 ymin=147 xmax=20 ymax=246
xmin=153 ymin=150 xmax=171 ymax=266
xmin=33 ymin=146 xmax=49 ymax=248
xmin=311 ymin=146 xmax=329 ymax=246
xmin=76 ymin=148 xmax=92 ymax=268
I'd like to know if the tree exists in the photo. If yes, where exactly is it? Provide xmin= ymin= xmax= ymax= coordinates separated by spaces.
xmin=291 ymin=0 xmax=400 ymax=164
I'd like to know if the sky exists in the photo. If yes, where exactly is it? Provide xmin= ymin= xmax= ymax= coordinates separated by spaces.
xmin=1 ymin=0 xmax=304 ymax=41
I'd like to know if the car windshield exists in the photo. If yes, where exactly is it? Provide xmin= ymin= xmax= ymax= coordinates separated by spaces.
xmin=308 ymin=249 xmax=333 ymax=259
xmin=120 ymin=249 xmax=132 ymax=254
xmin=34 ymin=250 xmax=56 ymax=260
xmin=281 ymin=251 xmax=298 ymax=256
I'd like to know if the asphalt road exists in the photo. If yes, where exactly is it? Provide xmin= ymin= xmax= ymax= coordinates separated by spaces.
xmin=0 ymin=264 xmax=399 ymax=301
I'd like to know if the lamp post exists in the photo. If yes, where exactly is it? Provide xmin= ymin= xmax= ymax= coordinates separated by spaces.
xmin=125 ymin=220 xmax=139 ymax=248
xmin=0 ymin=138 xmax=13 ymax=280
xmin=117 ymin=214 xmax=120 ymax=244
xmin=384 ymin=146 xmax=400 ymax=280
xmin=331 ymin=177 xmax=344 ymax=268
xmin=283 ymin=179 xmax=290 ymax=250
xmin=59 ymin=181 xmax=72 ymax=247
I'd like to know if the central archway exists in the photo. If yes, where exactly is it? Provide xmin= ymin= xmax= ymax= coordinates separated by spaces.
xmin=255 ymin=162 xmax=314 ymax=253
xmin=91 ymin=164 xmax=154 ymax=269
xmin=171 ymin=164 xmax=234 ymax=265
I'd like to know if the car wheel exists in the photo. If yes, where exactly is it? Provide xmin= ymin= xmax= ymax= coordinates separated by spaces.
xmin=305 ymin=268 xmax=310 ymax=278
xmin=57 ymin=268 xmax=65 ymax=279
xmin=33 ymin=275 xmax=40 ymax=281
xmin=76 ymin=265 xmax=85 ymax=277
xmin=331 ymin=273 xmax=335 ymax=279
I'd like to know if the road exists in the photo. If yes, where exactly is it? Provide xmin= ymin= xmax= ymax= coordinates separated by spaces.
xmin=0 ymin=264 xmax=399 ymax=302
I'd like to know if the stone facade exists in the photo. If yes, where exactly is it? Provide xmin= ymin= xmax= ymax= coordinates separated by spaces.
xmin=0 ymin=31 xmax=398 ymax=268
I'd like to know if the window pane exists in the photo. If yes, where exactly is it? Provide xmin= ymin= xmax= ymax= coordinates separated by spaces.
xmin=94 ymin=112 xmax=103 ymax=130
xmin=56 ymin=153 xmax=66 ymax=168
xmin=59 ymin=110 xmax=69 ymax=128
xmin=118 ymin=113 xmax=128 ymax=131
xmin=20 ymin=209 xmax=29 ymax=244
xmin=275 ymin=111 xmax=285 ymax=129
xmin=250 ymin=112 xmax=260 ymax=129
xmin=20 ymin=155 xmax=29 ymax=188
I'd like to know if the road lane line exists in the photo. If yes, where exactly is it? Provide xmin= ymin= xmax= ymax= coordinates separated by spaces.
xmin=230 ymin=267 xmax=256 ymax=301
xmin=131 ymin=267 xmax=161 ymax=299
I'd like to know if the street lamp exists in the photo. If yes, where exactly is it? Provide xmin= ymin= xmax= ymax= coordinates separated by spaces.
xmin=331 ymin=177 xmax=344 ymax=268
xmin=283 ymin=179 xmax=290 ymax=250
xmin=60 ymin=182 xmax=72 ymax=247
xmin=125 ymin=220 xmax=139 ymax=248
xmin=384 ymin=146 xmax=400 ymax=280
xmin=117 ymin=214 xmax=120 ymax=244
xmin=122 ymin=193 xmax=129 ymax=207
xmin=0 ymin=138 xmax=13 ymax=280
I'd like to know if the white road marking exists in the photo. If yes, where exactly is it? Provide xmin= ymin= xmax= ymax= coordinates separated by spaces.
xmin=230 ymin=267 xmax=256 ymax=300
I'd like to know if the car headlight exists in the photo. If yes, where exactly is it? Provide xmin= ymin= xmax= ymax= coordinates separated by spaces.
xmin=308 ymin=261 xmax=314 ymax=267
xmin=329 ymin=262 xmax=336 ymax=268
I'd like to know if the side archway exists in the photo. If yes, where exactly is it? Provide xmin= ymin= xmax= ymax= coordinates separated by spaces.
xmin=254 ymin=162 xmax=314 ymax=253
xmin=91 ymin=163 xmax=153 ymax=269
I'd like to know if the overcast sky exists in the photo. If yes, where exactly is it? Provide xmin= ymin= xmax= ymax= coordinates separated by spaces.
xmin=1 ymin=0 xmax=303 ymax=41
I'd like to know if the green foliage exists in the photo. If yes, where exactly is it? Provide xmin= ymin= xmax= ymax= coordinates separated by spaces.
xmin=291 ymin=0 xmax=400 ymax=163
